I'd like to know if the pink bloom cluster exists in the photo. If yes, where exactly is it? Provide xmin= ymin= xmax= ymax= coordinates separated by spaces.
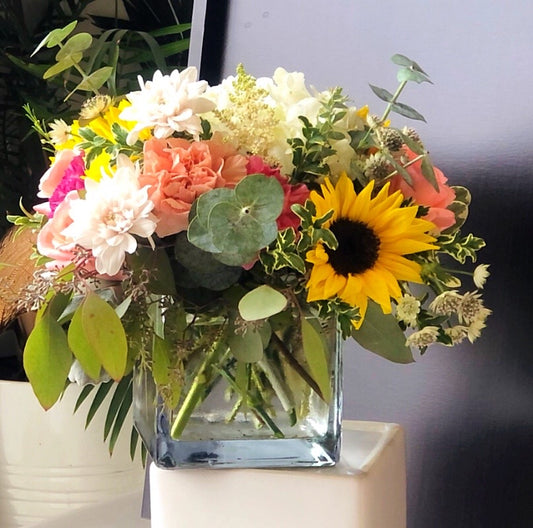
xmin=32 ymin=140 xmax=309 ymax=275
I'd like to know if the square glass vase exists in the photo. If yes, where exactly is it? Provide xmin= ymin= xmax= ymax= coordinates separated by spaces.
xmin=133 ymin=316 xmax=342 ymax=469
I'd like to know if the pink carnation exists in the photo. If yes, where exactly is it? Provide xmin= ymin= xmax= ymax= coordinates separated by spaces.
xmin=246 ymin=156 xmax=309 ymax=232
xmin=141 ymin=137 xmax=248 ymax=237
xmin=49 ymin=155 xmax=85 ymax=216
xmin=36 ymin=150 xmax=85 ymax=217
xmin=389 ymin=147 xmax=456 ymax=232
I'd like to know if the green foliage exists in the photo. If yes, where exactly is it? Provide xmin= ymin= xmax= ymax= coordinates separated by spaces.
xmin=23 ymin=309 xmax=72 ymax=409
xmin=188 ymin=174 xmax=285 ymax=267
xmin=438 ymin=232 xmax=486 ymax=264
xmin=301 ymin=317 xmax=332 ymax=402
xmin=238 ymin=285 xmax=288 ymax=321
xmin=289 ymin=88 xmax=348 ymax=185
xmin=352 ymin=301 xmax=414 ymax=364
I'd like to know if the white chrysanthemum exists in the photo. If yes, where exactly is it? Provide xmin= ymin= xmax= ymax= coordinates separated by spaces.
xmin=473 ymin=264 xmax=490 ymax=289
xmin=62 ymin=156 xmax=157 ymax=276
xmin=48 ymin=119 xmax=71 ymax=145
xmin=396 ymin=294 xmax=421 ymax=326
xmin=406 ymin=326 xmax=440 ymax=348
xmin=120 ymin=67 xmax=215 ymax=145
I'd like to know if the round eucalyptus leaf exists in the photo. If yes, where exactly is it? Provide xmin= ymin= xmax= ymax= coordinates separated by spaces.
xmin=210 ymin=202 xmax=265 ymax=255
xmin=174 ymin=233 xmax=242 ymax=290
xmin=228 ymin=328 xmax=264 ymax=363
xmin=196 ymin=187 xmax=234 ymax=219
xmin=188 ymin=215 xmax=219 ymax=253
xmin=238 ymin=285 xmax=288 ymax=321
xmin=235 ymin=174 xmax=284 ymax=223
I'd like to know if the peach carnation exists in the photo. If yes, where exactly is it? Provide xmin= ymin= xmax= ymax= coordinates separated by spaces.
xmin=389 ymin=147 xmax=456 ymax=232
xmin=141 ymin=137 xmax=248 ymax=237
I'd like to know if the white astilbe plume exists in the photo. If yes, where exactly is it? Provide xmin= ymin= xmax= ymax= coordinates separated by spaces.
xmin=62 ymin=156 xmax=157 ymax=276
xmin=120 ymin=67 xmax=215 ymax=145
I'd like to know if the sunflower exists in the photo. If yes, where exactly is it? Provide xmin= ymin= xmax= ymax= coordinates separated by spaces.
xmin=306 ymin=174 xmax=438 ymax=328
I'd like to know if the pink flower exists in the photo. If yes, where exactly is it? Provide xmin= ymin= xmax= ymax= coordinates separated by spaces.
xmin=49 ymin=155 xmax=85 ymax=216
xmin=141 ymin=137 xmax=247 ymax=237
xmin=36 ymin=150 xmax=85 ymax=217
xmin=389 ymin=147 xmax=456 ymax=232
xmin=36 ymin=190 xmax=79 ymax=269
xmin=246 ymin=156 xmax=309 ymax=232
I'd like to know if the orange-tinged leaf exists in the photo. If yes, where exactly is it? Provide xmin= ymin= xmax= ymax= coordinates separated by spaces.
xmin=68 ymin=303 xmax=102 ymax=381
xmin=81 ymin=292 xmax=127 ymax=380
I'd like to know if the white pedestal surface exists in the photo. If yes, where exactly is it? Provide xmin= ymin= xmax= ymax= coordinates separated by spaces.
xmin=150 ymin=420 xmax=406 ymax=528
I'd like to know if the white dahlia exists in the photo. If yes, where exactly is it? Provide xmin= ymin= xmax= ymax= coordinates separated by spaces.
xmin=62 ymin=156 xmax=157 ymax=276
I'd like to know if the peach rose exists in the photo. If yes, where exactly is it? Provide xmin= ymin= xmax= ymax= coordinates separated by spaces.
xmin=37 ymin=149 xmax=77 ymax=198
xmin=389 ymin=147 xmax=456 ymax=232
xmin=141 ymin=137 xmax=247 ymax=237
xmin=36 ymin=190 xmax=79 ymax=269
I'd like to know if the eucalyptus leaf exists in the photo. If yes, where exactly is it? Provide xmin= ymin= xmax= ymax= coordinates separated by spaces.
xmin=234 ymin=173 xmax=284 ymax=223
xmin=56 ymin=33 xmax=93 ymax=61
xmin=390 ymin=101 xmax=427 ymax=122
xmin=420 ymin=156 xmax=439 ymax=191
xmin=353 ymin=301 xmax=414 ymax=363
xmin=81 ymin=292 xmax=128 ymax=380
xmin=369 ymin=84 xmax=394 ymax=103
xmin=229 ymin=328 xmax=264 ymax=363
xmin=238 ymin=285 xmax=288 ymax=321
xmin=174 ymin=232 xmax=241 ymax=290
xmin=75 ymin=66 xmax=114 ymax=92
xmin=43 ymin=55 xmax=83 ymax=79
xmin=32 ymin=20 xmax=77 ymax=56
xmin=301 ymin=318 xmax=331 ymax=402
xmin=397 ymin=67 xmax=431 ymax=85
xmin=210 ymin=202 xmax=265 ymax=255
xmin=391 ymin=54 xmax=428 ymax=75
xmin=23 ymin=311 xmax=72 ymax=409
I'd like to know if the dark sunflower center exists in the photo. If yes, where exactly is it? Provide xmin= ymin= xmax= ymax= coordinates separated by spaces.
xmin=325 ymin=218 xmax=380 ymax=276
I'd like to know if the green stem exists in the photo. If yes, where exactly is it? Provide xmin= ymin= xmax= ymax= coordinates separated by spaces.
xmin=271 ymin=332 xmax=325 ymax=401
xmin=358 ymin=80 xmax=408 ymax=151
xmin=381 ymin=80 xmax=408 ymax=123
xmin=216 ymin=366 xmax=284 ymax=438
xmin=441 ymin=267 xmax=473 ymax=277
xmin=170 ymin=338 xmax=226 ymax=439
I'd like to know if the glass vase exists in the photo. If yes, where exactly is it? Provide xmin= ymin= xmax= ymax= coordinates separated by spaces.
xmin=133 ymin=312 xmax=342 ymax=469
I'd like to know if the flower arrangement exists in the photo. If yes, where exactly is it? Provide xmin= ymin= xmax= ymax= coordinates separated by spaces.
xmin=7 ymin=23 xmax=489 ymax=455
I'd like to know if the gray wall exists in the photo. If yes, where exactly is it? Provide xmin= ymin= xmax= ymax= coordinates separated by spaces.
xmin=219 ymin=2 xmax=533 ymax=526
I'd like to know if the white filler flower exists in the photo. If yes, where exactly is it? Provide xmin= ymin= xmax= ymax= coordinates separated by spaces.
xmin=62 ymin=156 xmax=157 ymax=276
xmin=120 ymin=67 xmax=215 ymax=145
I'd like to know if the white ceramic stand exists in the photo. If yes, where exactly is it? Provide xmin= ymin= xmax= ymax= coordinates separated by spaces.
xmin=150 ymin=420 xmax=406 ymax=528
xmin=0 ymin=380 xmax=145 ymax=528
